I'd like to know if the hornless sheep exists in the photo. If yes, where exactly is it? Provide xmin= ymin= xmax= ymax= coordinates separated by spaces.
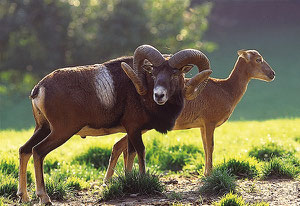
xmin=104 ymin=49 xmax=275 ymax=181
xmin=17 ymin=45 xmax=212 ymax=204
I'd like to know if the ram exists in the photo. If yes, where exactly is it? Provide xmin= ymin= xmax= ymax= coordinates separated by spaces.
xmin=104 ymin=49 xmax=275 ymax=181
xmin=17 ymin=45 xmax=212 ymax=204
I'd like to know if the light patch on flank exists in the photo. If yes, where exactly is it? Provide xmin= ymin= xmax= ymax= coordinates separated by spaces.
xmin=94 ymin=65 xmax=115 ymax=108
xmin=33 ymin=86 xmax=45 ymax=111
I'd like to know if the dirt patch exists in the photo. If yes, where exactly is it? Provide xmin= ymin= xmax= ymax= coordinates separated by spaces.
xmin=49 ymin=175 xmax=300 ymax=205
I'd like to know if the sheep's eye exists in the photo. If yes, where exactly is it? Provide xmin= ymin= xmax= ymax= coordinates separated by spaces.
xmin=256 ymin=58 xmax=262 ymax=63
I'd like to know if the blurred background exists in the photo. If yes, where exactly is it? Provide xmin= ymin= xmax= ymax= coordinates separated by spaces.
xmin=0 ymin=0 xmax=299 ymax=130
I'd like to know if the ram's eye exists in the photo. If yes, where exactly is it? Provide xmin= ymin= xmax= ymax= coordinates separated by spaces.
xmin=172 ymin=69 xmax=180 ymax=75
xmin=256 ymin=58 xmax=262 ymax=63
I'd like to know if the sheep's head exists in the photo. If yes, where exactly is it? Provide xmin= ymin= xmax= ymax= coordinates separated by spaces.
xmin=238 ymin=49 xmax=275 ymax=82
xmin=121 ymin=45 xmax=212 ymax=105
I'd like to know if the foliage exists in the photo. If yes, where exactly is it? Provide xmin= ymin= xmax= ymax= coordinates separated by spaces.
xmin=261 ymin=157 xmax=298 ymax=179
xmin=0 ymin=0 xmax=213 ymax=75
xmin=199 ymin=169 xmax=237 ymax=196
xmin=73 ymin=146 xmax=112 ymax=169
xmin=101 ymin=169 xmax=164 ymax=201
xmin=216 ymin=158 xmax=260 ymax=179
xmin=65 ymin=176 xmax=87 ymax=191
xmin=248 ymin=142 xmax=295 ymax=161
xmin=44 ymin=176 xmax=68 ymax=200
xmin=213 ymin=192 xmax=245 ymax=206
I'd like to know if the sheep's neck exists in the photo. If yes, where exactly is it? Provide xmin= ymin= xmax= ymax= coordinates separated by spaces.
xmin=225 ymin=58 xmax=251 ymax=106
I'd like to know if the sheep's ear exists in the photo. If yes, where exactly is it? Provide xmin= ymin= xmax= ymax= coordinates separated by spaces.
xmin=181 ymin=65 xmax=193 ymax=73
xmin=237 ymin=49 xmax=250 ymax=62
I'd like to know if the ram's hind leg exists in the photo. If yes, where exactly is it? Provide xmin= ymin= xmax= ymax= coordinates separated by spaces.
xmin=32 ymin=128 xmax=75 ymax=205
xmin=18 ymin=125 xmax=50 ymax=202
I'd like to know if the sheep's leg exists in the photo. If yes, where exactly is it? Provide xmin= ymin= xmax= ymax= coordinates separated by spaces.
xmin=18 ymin=126 xmax=50 ymax=202
xmin=103 ymin=135 xmax=128 ymax=182
xmin=202 ymin=124 xmax=215 ymax=176
xmin=32 ymin=129 xmax=74 ymax=205
xmin=127 ymin=131 xmax=145 ymax=174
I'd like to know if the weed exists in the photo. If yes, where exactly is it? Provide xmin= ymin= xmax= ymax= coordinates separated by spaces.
xmin=216 ymin=158 xmax=259 ymax=179
xmin=294 ymin=137 xmax=300 ymax=143
xmin=213 ymin=192 xmax=245 ymax=206
xmin=248 ymin=142 xmax=295 ymax=161
xmin=0 ymin=173 xmax=18 ymax=198
xmin=73 ymin=146 xmax=111 ymax=169
xmin=101 ymin=169 xmax=164 ymax=201
xmin=261 ymin=157 xmax=297 ymax=179
xmin=199 ymin=169 xmax=236 ymax=196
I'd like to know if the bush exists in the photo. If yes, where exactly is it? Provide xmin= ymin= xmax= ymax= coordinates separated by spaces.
xmin=199 ymin=169 xmax=236 ymax=196
xmin=216 ymin=158 xmax=259 ymax=179
xmin=0 ymin=173 xmax=18 ymax=198
xmin=73 ymin=146 xmax=111 ymax=169
xmin=261 ymin=157 xmax=298 ymax=179
xmin=248 ymin=142 xmax=295 ymax=161
xmin=0 ymin=158 xmax=33 ymax=185
xmin=213 ymin=192 xmax=245 ymax=206
xmin=101 ymin=169 xmax=164 ymax=201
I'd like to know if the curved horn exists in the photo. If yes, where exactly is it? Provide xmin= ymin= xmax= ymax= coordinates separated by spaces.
xmin=122 ymin=45 xmax=165 ymax=95
xmin=183 ymin=69 xmax=212 ymax=100
xmin=168 ymin=49 xmax=212 ymax=100
xmin=168 ymin=49 xmax=210 ymax=72
xmin=121 ymin=62 xmax=147 ymax=95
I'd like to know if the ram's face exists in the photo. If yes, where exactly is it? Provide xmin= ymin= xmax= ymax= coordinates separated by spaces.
xmin=144 ymin=61 xmax=192 ymax=105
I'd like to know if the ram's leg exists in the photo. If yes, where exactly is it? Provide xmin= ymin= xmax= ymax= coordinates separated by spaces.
xmin=125 ymin=140 xmax=137 ymax=173
xmin=32 ymin=129 xmax=74 ymax=205
xmin=104 ymin=135 xmax=128 ymax=182
xmin=18 ymin=126 xmax=50 ymax=202
xmin=202 ymin=124 xmax=215 ymax=176
xmin=127 ymin=131 xmax=145 ymax=174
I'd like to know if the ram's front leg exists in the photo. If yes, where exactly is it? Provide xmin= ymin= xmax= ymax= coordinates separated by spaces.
xmin=126 ymin=130 xmax=146 ymax=174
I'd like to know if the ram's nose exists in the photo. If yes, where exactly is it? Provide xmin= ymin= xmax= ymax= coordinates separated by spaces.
xmin=153 ymin=86 xmax=168 ymax=105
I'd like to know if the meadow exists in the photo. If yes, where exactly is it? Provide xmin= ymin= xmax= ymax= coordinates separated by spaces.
xmin=0 ymin=118 xmax=299 ymax=204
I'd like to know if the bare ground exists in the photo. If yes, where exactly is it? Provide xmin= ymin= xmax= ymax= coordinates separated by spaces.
xmin=44 ymin=175 xmax=299 ymax=205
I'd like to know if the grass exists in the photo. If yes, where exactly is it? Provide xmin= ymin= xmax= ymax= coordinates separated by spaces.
xmin=248 ymin=142 xmax=295 ymax=161
xmin=261 ymin=157 xmax=299 ymax=179
xmin=213 ymin=193 xmax=270 ymax=206
xmin=216 ymin=158 xmax=260 ymax=179
xmin=101 ymin=169 xmax=164 ymax=201
xmin=199 ymin=169 xmax=237 ymax=196
xmin=0 ymin=119 xmax=300 ymax=203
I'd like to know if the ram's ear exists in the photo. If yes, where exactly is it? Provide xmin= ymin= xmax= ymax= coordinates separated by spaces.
xmin=181 ymin=65 xmax=193 ymax=73
xmin=237 ymin=49 xmax=250 ymax=62
xmin=142 ymin=65 xmax=153 ymax=74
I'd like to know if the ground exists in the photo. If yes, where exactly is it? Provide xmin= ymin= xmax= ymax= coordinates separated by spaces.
xmin=46 ymin=175 xmax=300 ymax=206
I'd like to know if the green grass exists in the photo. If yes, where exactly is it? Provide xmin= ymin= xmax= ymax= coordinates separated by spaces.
xmin=248 ymin=142 xmax=295 ymax=161
xmin=199 ymin=169 xmax=237 ymax=196
xmin=216 ymin=158 xmax=260 ymax=179
xmin=0 ymin=119 xmax=300 ymax=203
xmin=213 ymin=193 xmax=270 ymax=206
xmin=261 ymin=157 xmax=299 ymax=179
xmin=101 ymin=169 xmax=164 ymax=201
